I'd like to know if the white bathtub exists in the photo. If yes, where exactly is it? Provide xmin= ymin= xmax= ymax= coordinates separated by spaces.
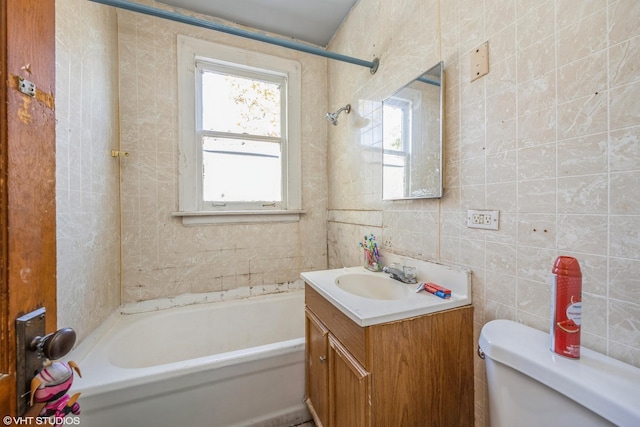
xmin=67 ymin=291 xmax=309 ymax=427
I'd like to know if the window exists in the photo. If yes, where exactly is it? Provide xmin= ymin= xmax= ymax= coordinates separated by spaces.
xmin=176 ymin=36 xmax=302 ymax=225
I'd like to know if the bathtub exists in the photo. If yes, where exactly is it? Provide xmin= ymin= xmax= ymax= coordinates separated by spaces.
xmin=67 ymin=291 xmax=309 ymax=427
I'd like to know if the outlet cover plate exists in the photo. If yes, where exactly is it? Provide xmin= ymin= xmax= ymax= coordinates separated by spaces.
xmin=467 ymin=209 xmax=499 ymax=230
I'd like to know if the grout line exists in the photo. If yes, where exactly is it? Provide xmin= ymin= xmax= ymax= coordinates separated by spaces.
xmin=605 ymin=0 xmax=612 ymax=356
xmin=514 ymin=0 xmax=520 ymax=322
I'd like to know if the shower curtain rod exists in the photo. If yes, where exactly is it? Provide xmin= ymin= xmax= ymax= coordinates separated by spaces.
xmin=88 ymin=0 xmax=380 ymax=74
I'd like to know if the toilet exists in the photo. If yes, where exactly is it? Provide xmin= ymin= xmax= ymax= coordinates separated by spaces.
xmin=478 ymin=319 xmax=640 ymax=427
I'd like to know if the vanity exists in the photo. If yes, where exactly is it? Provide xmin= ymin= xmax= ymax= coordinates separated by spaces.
xmin=301 ymin=256 xmax=473 ymax=426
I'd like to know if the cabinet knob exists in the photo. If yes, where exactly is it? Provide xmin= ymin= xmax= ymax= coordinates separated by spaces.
xmin=319 ymin=356 xmax=327 ymax=363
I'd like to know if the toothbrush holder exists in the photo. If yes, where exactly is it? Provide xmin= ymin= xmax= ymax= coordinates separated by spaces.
xmin=364 ymin=252 xmax=382 ymax=272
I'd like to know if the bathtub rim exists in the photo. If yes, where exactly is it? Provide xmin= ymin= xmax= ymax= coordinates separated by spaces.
xmin=77 ymin=337 xmax=305 ymax=400
xmin=65 ymin=290 xmax=306 ymax=397
xmin=68 ymin=289 xmax=304 ymax=360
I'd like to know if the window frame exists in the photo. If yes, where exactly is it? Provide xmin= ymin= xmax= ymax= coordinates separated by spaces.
xmin=175 ymin=35 xmax=302 ymax=225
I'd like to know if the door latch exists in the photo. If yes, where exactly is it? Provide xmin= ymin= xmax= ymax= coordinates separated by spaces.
xmin=15 ymin=308 xmax=77 ymax=416
xmin=16 ymin=308 xmax=46 ymax=416
xmin=18 ymin=77 xmax=36 ymax=98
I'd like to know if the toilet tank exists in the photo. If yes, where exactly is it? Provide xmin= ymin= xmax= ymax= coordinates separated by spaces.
xmin=479 ymin=319 xmax=640 ymax=427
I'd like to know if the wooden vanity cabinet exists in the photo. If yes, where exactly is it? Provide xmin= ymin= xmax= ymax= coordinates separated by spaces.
xmin=328 ymin=334 xmax=371 ymax=426
xmin=305 ymin=309 xmax=330 ymax=426
xmin=305 ymin=304 xmax=371 ymax=427
xmin=304 ymin=285 xmax=474 ymax=427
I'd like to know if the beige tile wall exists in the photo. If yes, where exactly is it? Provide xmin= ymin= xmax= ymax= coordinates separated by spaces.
xmin=327 ymin=0 xmax=640 ymax=425
xmin=55 ymin=0 xmax=640 ymax=423
xmin=116 ymin=3 xmax=329 ymax=304
xmin=55 ymin=0 xmax=121 ymax=342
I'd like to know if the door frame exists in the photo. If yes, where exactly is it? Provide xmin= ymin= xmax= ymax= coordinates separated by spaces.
xmin=1 ymin=0 xmax=57 ymax=417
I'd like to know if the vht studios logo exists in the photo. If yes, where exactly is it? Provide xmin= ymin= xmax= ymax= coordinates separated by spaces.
xmin=2 ymin=416 xmax=80 ymax=426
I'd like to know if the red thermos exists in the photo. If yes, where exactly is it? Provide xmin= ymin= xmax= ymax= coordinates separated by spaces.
xmin=550 ymin=256 xmax=582 ymax=358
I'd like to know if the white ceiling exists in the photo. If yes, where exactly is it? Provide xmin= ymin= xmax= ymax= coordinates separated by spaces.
xmin=157 ymin=0 xmax=359 ymax=47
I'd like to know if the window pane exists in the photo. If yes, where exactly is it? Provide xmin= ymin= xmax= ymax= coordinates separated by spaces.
xmin=202 ymin=137 xmax=282 ymax=203
xmin=201 ymin=70 xmax=281 ymax=137
xmin=383 ymin=104 xmax=406 ymax=151
xmin=383 ymin=153 xmax=407 ymax=197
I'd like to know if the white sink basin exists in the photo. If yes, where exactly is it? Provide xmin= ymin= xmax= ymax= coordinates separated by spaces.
xmin=302 ymin=253 xmax=471 ymax=326
xmin=335 ymin=274 xmax=410 ymax=300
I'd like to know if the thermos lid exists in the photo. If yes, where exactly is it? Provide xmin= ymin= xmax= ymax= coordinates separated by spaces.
xmin=552 ymin=256 xmax=582 ymax=277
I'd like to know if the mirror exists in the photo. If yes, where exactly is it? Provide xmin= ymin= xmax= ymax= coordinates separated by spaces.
xmin=382 ymin=62 xmax=443 ymax=200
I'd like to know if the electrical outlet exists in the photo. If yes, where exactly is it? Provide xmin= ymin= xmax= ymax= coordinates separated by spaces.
xmin=467 ymin=209 xmax=499 ymax=230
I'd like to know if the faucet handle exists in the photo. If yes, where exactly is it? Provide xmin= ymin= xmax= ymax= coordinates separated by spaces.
xmin=403 ymin=265 xmax=417 ymax=282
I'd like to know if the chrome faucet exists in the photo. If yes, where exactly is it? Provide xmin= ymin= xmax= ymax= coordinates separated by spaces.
xmin=382 ymin=265 xmax=417 ymax=284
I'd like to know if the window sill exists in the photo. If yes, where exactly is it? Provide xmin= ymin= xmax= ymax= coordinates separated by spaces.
xmin=171 ymin=209 xmax=305 ymax=225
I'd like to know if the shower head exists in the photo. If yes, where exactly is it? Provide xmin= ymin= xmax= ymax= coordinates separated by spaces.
xmin=326 ymin=104 xmax=351 ymax=126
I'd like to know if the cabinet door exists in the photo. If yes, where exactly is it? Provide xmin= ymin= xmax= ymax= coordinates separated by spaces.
xmin=328 ymin=334 xmax=371 ymax=427
xmin=306 ymin=309 xmax=329 ymax=426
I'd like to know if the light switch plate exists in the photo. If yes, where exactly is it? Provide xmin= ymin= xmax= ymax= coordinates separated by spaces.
xmin=470 ymin=42 xmax=489 ymax=82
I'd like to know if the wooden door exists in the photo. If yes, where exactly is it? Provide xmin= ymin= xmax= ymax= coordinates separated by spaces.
xmin=328 ymin=334 xmax=370 ymax=427
xmin=305 ymin=309 xmax=329 ymax=427
xmin=0 ymin=0 xmax=57 ymax=417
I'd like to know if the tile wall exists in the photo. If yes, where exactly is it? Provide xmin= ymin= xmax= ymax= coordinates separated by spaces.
xmin=327 ymin=1 xmax=640 ymax=425
xmin=116 ymin=2 xmax=329 ymax=304
xmin=55 ymin=0 xmax=121 ymax=342
xmin=55 ymin=0 xmax=640 ymax=423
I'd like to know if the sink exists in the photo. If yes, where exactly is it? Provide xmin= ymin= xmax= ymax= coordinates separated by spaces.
xmin=301 ymin=257 xmax=471 ymax=327
xmin=335 ymin=274 xmax=411 ymax=300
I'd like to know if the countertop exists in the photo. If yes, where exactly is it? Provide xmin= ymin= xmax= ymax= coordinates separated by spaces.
xmin=301 ymin=256 xmax=471 ymax=326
